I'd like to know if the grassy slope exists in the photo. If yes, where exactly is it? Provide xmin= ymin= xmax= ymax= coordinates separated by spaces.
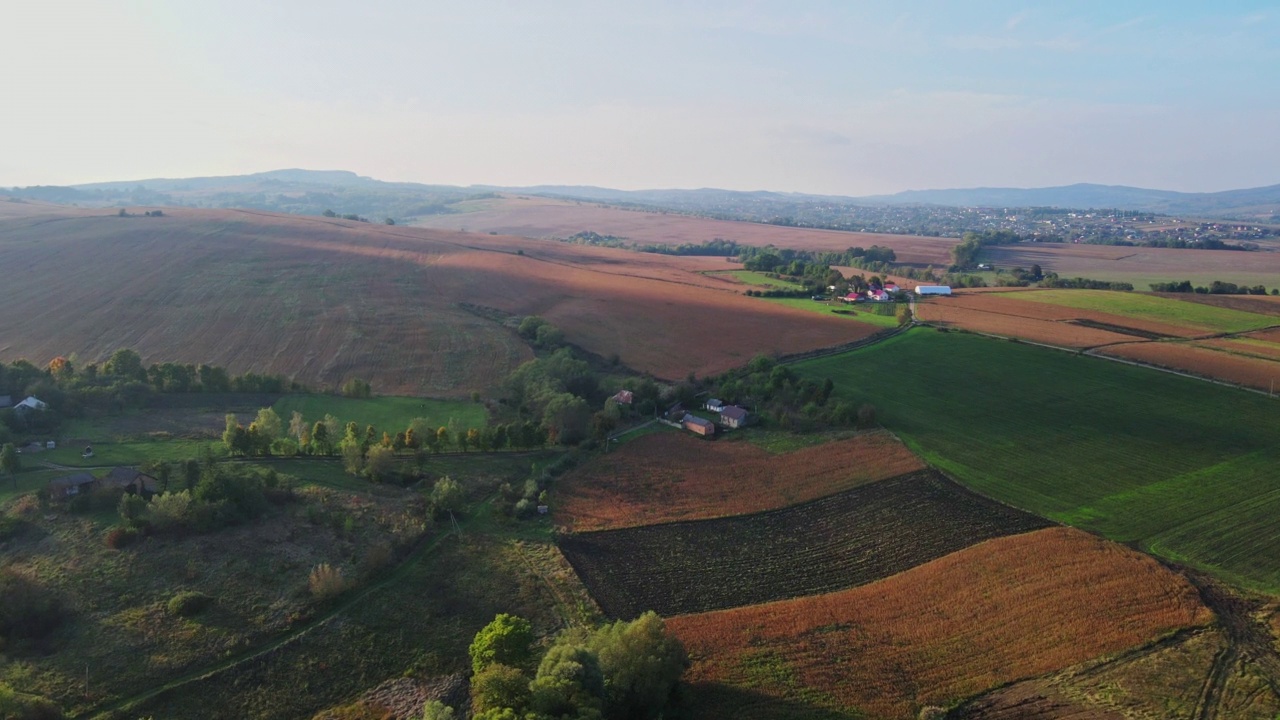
xmin=271 ymin=395 xmax=485 ymax=434
xmin=1016 ymin=289 xmax=1276 ymax=333
xmin=794 ymin=328 xmax=1280 ymax=592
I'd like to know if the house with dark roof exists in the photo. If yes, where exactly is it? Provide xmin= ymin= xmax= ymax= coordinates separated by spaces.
xmin=49 ymin=473 xmax=96 ymax=499
xmin=102 ymin=467 xmax=161 ymax=495
xmin=720 ymin=405 xmax=751 ymax=429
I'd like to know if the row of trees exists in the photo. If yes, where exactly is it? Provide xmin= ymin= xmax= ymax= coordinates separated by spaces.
xmin=1149 ymin=279 xmax=1274 ymax=295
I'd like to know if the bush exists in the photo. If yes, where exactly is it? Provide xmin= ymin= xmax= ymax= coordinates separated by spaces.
xmin=149 ymin=490 xmax=192 ymax=532
xmin=0 ymin=569 xmax=65 ymax=642
xmin=104 ymin=526 xmax=139 ymax=549
xmin=308 ymin=563 xmax=351 ymax=600
xmin=167 ymin=590 xmax=213 ymax=617
xmin=0 ymin=682 xmax=64 ymax=720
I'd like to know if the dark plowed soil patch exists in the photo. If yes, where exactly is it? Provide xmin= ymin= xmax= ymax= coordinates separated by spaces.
xmin=1070 ymin=318 xmax=1177 ymax=340
xmin=559 ymin=470 xmax=1052 ymax=618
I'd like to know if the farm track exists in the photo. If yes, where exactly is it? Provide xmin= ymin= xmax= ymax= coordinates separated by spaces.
xmin=560 ymin=470 xmax=1051 ymax=618
xmin=75 ymin=496 xmax=496 ymax=720
xmin=1184 ymin=571 xmax=1280 ymax=720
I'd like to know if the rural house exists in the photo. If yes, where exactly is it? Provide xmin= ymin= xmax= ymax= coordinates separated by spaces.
xmin=704 ymin=398 xmax=725 ymax=413
xmin=102 ymin=467 xmax=161 ymax=495
xmin=611 ymin=389 xmax=634 ymax=405
xmin=720 ymin=405 xmax=750 ymax=429
xmin=681 ymin=414 xmax=716 ymax=437
xmin=49 ymin=473 xmax=96 ymax=499
xmin=13 ymin=395 xmax=48 ymax=413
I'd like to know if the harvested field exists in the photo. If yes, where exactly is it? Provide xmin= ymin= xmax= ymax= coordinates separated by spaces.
xmin=915 ymin=300 xmax=1135 ymax=348
xmin=559 ymin=470 xmax=1051 ymax=618
xmin=555 ymin=430 xmax=925 ymax=531
xmin=984 ymin=243 xmax=1280 ymax=288
xmin=1099 ymin=341 xmax=1280 ymax=391
xmin=928 ymin=291 xmax=1197 ymax=337
xmin=0 ymin=207 xmax=875 ymax=390
xmin=669 ymin=527 xmax=1210 ymax=720
xmin=1153 ymin=292 xmax=1280 ymax=317
xmin=1198 ymin=336 xmax=1280 ymax=361
xmin=415 ymin=195 xmax=958 ymax=265
xmin=1249 ymin=327 xmax=1280 ymax=342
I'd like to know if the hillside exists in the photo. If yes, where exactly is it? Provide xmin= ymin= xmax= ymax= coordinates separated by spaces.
xmin=0 ymin=207 xmax=869 ymax=394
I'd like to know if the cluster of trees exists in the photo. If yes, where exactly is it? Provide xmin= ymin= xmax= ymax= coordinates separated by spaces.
xmin=712 ymin=355 xmax=874 ymax=432
xmin=950 ymin=230 xmax=1023 ymax=269
xmin=437 ymin=612 xmax=687 ymax=720
xmin=113 ymin=463 xmax=292 ymax=543
xmin=1037 ymin=275 xmax=1134 ymax=291
xmin=504 ymin=346 xmax=603 ymax=446
xmin=1149 ymin=280 xmax=1274 ymax=295
xmin=517 ymin=316 xmax=567 ymax=351
xmin=641 ymin=237 xmax=741 ymax=256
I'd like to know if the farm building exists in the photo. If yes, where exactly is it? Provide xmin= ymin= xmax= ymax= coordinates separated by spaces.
xmin=49 ymin=473 xmax=96 ymax=498
xmin=704 ymin=398 xmax=725 ymax=413
xmin=102 ymin=467 xmax=161 ymax=495
xmin=720 ymin=405 xmax=751 ymax=429
xmin=611 ymin=389 xmax=634 ymax=405
xmin=915 ymin=285 xmax=953 ymax=296
xmin=867 ymin=289 xmax=890 ymax=302
xmin=682 ymin=414 xmax=716 ymax=437
xmin=839 ymin=293 xmax=862 ymax=303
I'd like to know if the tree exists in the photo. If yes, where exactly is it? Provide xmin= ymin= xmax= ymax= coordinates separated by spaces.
xmin=0 ymin=444 xmax=19 ymax=488
xmin=310 ymin=420 xmax=332 ymax=456
xmin=896 ymin=305 xmax=913 ymax=326
xmin=586 ymin=612 xmax=687 ymax=719
xmin=47 ymin=356 xmax=73 ymax=381
xmin=288 ymin=410 xmax=307 ymax=442
xmin=253 ymin=407 xmax=283 ymax=446
xmin=430 ymin=476 xmax=464 ymax=515
xmin=340 ymin=437 xmax=365 ymax=476
xmin=528 ymin=643 xmax=605 ymax=719
xmin=341 ymin=378 xmax=372 ymax=398
xmin=435 ymin=427 xmax=449 ymax=453
xmin=103 ymin=348 xmax=146 ymax=381
xmin=365 ymin=445 xmax=395 ymax=483
xmin=470 ymin=664 xmax=530 ymax=715
xmin=470 ymin=614 xmax=535 ymax=674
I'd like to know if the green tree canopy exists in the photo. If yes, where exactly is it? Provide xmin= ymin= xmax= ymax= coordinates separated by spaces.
xmin=470 ymin=614 xmax=535 ymax=674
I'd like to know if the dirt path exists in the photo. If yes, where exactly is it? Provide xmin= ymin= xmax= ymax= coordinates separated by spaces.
xmin=1181 ymin=571 xmax=1280 ymax=720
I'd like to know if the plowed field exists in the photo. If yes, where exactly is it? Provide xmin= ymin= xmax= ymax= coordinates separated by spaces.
xmin=1099 ymin=342 xmax=1280 ymax=391
xmin=984 ymin=243 xmax=1280 ymax=288
xmin=555 ymin=430 xmax=925 ymax=531
xmin=415 ymin=195 xmax=958 ymax=265
xmin=669 ymin=527 xmax=1210 ymax=720
xmin=916 ymin=299 xmax=1135 ymax=347
xmin=559 ymin=470 xmax=1051 ymax=618
xmin=0 ymin=207 xmax=876 ymax=390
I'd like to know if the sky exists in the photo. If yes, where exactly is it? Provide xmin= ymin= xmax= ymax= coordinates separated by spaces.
xmin=3 ymin=1 xmax=1278 ymax=195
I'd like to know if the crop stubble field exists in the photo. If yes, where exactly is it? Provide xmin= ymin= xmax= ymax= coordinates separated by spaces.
xmin=795 ymin=329 xmax=1280 ymax=592
xmin=554 ymin=430 xmax=925 ymax=531
xmin=669 ymin=527 xmax=1211 ymax=720
xmin=984 ymin=242 xmax=1280 ymax=288
xmin=414 ymin=195 xmax=958 ymax=265
xmin=0 ymin=207 xmax=878 ymax=391
xmin=559 ymin=470 xmax=1051 ymax=618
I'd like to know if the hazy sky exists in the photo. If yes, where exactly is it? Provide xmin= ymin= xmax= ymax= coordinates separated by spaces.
xmin=4 ymin=1 xmax=1278 ymax=194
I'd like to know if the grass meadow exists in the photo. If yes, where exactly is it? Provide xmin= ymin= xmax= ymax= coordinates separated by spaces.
xmin=1016 ymin=289 xmax=1277 ymax=334
xmin=271 ymin=395 xmax=485 ymax=435
xmin=794 ymin=328 xmax=1280 ymax=592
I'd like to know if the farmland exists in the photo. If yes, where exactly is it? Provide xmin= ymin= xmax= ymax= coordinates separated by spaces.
xmin=559 ymin=470 xmax=1050 ymax=618
xmin=669 ymin=527 xmax=1210 ymax=720
xmin=415 ymin=195 xmax=959 ymax=265
xmin=1014 ymin=289 xmax=1278 ymax=335
xmin=983 ymin=241 xmax=1280 ymax=288
xmin=1098 ymin=340 xmax=1280 ymax=392
xmin=555 ymin=430 xmax=925 ymax=531
xmin=0 ymin=207 xmax=880 ymax=388
xmin=793 ymin=329 xmax=1280 ymax=592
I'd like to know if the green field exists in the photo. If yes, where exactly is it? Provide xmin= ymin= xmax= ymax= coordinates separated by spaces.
xmin=272 ymin=395 xmax=485 ymax=434
xmin=41 ymin=439 xmax=225 ymax=467
xmin=794 ymin=328 xmax=1280 ymax=592
xmin=760 ymin=298 xmax=901 ymax=328
xmin=712 ymin=270 xmax=807 ymax=289
xmin=1014 ymin=289 xmax=1276 ymax=334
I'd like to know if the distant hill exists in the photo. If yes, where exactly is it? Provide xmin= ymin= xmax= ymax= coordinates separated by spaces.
xmin=5 ymin=170 xmax=1279 ymax=219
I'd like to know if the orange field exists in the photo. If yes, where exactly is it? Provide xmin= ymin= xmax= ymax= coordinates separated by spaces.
xmin=668 ymin=527 xmax=1211 ymax=720
xmin=414 ymin=195 xmax=958 ymax=265
xmin=1198 ymin=336 xmax=1280 ymax=361
xmin=916 ymin=298 xmax=1137 ymax=348
xmin=1099 ymin=342 xmax=1280 ymax=391
xmin=555 ymin=431 xmax=924 ymax=531
xmin=0 ymin=207 xmax=878 ymax=393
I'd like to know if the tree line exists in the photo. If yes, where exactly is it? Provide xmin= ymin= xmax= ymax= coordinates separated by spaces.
xmin=1149 ymin=279 xmax=1274 ymax=295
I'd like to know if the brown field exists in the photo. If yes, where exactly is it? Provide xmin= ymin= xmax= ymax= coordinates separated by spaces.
xmin=1249 ymin=327 xmax=1280 ymax=342
xmin=916 ymin=298 xmax=1138 ymax=348
xmin=984 ymin=243 xmax=1280 ymax=287
xmin=414 ymin=195 xmax=958 ymax=265
xmin=0 ymin=208 xmax=877 ymax=393
xmin=1198 ymin=336 xmax=1280 ymax=361
xmin=1154 ymin=292 xmax=1280 ymax=317
xmin=668 ymin=527 xmax=1211 ymax=720
xmin=1098 ymin=342 xmax=1280 ymax=391
xmin=554 ymin=430 xmax=925 ymax=531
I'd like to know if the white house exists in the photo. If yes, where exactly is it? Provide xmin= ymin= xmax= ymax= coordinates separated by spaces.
xmin=915 ymin=285 xmax=953 ymax=296
xmin=704 ymin=398 xmax=725 ymax=413
xmin=13 ymin=396 xmax=48 ymax=412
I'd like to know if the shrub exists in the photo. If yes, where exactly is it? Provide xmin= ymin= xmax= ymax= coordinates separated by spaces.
xmin=0 ymin=569 xmax=65 ymax=642
xmin=308 ymin=563 xmax=350 ymax=600
xmin=167 ymin=590 xmax=213 ymax=617
xmin=0 ymin=682 xmax=64 ymax=720
xmin=360 ymin=541 xmax=394 ymax=578
xmin=104 ymin=526 xmax=139 ymax=549
xmin=148 ymin=491 xmax=192 ymax=532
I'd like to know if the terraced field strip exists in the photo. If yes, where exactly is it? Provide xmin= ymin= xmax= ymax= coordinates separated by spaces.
xmin=559 ymin=470 xmax=1050 ymax=618
xmin=793 ymin=328 xmax=1280 ymax=593
xmin=555 ymin=430 xmax=925 ymax=531
xmin=669 ymin=527 xmax=1211 ymax=720
xmin=1014 ymin=289 xmax=1277 ymax=335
